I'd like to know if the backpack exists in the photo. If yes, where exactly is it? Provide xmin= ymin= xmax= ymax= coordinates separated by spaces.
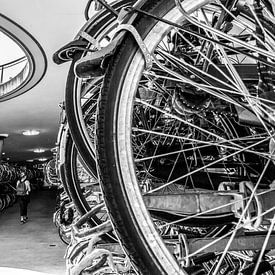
xmin=16 ymin=180 xmax=27 ymax=196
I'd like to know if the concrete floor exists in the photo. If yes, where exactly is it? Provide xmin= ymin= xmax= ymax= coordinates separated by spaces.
xmin=0 ymin=189 xmax=67 ymax=275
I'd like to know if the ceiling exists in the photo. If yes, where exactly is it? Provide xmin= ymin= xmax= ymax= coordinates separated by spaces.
xmin=0 ymin=0 xmax=88 ymax=163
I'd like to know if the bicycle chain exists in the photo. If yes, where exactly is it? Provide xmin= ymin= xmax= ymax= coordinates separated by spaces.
xmin=174 ymin=89 xmax=238 ymax=118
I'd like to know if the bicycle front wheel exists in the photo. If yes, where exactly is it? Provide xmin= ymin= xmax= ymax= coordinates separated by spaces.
xmin=97 ymin=0 xmax=275 ymax=274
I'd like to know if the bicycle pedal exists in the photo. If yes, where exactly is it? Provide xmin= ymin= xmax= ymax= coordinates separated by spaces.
xmin=235 ymin=105 xmax=261 ymax=127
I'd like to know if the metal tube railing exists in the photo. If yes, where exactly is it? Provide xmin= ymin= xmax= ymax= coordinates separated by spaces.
xmin=0 ymin=56 xmax=27 ymax=83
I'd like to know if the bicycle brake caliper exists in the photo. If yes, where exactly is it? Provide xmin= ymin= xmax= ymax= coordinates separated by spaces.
xmin=74 ymin=8 xmax=153 ymax=78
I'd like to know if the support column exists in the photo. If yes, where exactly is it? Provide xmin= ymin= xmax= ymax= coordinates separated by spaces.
xmin=0 ymin=134 xmax=8 ymax=161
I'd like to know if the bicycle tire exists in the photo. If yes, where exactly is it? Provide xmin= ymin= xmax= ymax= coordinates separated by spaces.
xmin=63 ymin=131 xmax=116 ymax=242
xmin=58 ymin=226 xmax=71 ymax=245
xmin=65 ymin=0 xmax=136 ymax=177
xmin=97 ymin=0 xmax=275 ymax=274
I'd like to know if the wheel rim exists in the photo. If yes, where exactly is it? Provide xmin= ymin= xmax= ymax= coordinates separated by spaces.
xmin=110 ymin=0 xmax=275 ymax=273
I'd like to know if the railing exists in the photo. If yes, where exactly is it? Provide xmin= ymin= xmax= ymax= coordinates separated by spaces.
xmin=0 ymin=57 xmax=29 ymax=97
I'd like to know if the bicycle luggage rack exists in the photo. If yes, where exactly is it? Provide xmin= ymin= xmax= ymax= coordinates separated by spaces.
xmin=95 ymin=232 xmax=275 ymax=255
xmin=143 ymin=188 xmax=275 ymax=221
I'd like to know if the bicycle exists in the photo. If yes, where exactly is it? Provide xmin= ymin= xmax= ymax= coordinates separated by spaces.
xmin=57 ymin=0 xmax=275 ymax=274
xmin=93 ymin=0 xmax=275 ymax=274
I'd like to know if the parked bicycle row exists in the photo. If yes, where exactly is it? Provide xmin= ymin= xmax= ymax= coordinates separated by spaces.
xmin=0 ymin=184 xmax=16 ymax=211
xmin=0 ymin=163 xmax=19 ymax=183
xmin=52 ymin=0 xmax=275 ymax=274
xmin=50 ymin=101 xmax=134 ymax=274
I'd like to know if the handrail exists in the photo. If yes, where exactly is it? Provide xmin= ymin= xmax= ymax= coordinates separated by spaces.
xmin=0 ymin=62 xmax=29 ymax=97
xmin=0 ymin=56 xmax=26 ymax=68
xmin=0 ymin=56 xmax=27 ymax=83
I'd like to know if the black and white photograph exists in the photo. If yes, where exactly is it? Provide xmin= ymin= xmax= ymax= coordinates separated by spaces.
xmin=1 ymin=0 xmax=275 ymax=274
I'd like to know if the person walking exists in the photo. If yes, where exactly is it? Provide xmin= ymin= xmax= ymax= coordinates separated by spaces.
xmin=16 ymin=171 xmax=31 ymax=223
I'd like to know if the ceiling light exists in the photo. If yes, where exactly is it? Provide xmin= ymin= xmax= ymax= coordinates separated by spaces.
xmin=22 ymin=130 xmax=40 ymax=136
xmin=34 ymin=148 xmax=45 ymax=153
xmin=38 ymin=158 xmax=47 ymax=161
